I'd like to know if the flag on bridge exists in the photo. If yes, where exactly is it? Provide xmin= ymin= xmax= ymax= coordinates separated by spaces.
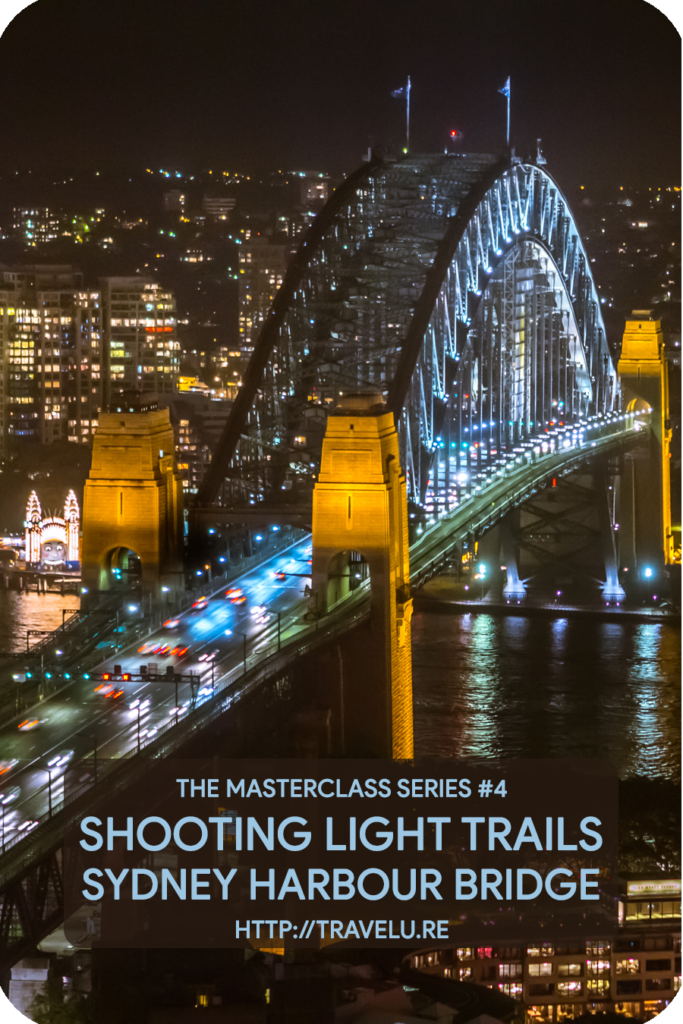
xmin=499 ymin=77 xmax=511 ymax=146
xmin=391 ymin=76 xmax=411 ymax=152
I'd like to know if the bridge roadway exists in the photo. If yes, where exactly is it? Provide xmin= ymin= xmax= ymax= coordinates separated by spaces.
xmin=0 ymin=411 xmax=646 ymax=875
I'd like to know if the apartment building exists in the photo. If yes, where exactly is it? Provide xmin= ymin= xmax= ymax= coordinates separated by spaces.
xmin=0 ymin=265 xmax=102 ymax=452
xmin=13 ymin=207 xmax=61 ymax=245
xmin=99 ymin=277 xmax=179 ymax=406
xmin=238 ymin=237 xmax=288 ymax=354
xmin=0 ymin=267 xmax=180 ymax=456
xmin=407 ymin=875 xmax=681 ymax=1021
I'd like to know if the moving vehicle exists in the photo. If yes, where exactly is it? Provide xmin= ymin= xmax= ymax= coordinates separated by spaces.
xmin=47 ymin=749 xmax=75 ymax=769
xmin=18 ymin=719 xmax=40 ymax=732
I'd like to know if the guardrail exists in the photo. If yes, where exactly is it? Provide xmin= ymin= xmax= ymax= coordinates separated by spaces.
xmin=410 ymin=412 xmax=648 ymax=584
xmin=0 ymin=590 xmax=370 ymax=889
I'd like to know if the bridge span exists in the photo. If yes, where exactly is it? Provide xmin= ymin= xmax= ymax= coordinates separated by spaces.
xmin=0 ymin=149 xmax=673 ymax=971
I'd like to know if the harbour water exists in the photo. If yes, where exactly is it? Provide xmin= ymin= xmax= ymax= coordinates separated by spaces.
xmin=412 ymin=608 xmax=680 ymax=780
xmin=0 ymin=593 xmax=678 ymax=781
xmin=0 ymin=591 xmax=81 ymax=655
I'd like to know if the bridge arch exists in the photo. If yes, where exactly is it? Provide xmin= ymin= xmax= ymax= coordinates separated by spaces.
xmin=198 ymin=154 xmax=618 ymax=518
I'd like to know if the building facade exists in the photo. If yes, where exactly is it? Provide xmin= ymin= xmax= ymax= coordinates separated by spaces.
xmin=98 ymin=277 xmax=179 ymax=406
xmin=0 ymin=267 xmax=180 ymax=456
xmin=24 ymin=489 xmax=79 ymax=569
xmin=0 ymin=265 xmax=102 ymax=451
xmin=13 ymin=207 xmax=60 ymax=246
xmin=407 ymin=876 xmax=681 ymax=1022
xmin=238 ymin=237 xmax=288 ymax=355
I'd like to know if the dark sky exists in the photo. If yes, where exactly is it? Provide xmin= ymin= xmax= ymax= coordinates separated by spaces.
xmin=0 ymin=0 xmax=680 ymax=185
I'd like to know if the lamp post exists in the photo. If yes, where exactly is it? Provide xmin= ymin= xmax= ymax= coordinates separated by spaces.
xmin=47 ymin=768 xmax=53 ymax=818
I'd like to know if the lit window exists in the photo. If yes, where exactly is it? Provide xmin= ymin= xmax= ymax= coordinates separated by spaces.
xmin=529 ymin=963 xmax=553 ymax=977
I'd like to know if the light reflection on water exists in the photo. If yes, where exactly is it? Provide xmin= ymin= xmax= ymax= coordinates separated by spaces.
xmin=0 ymin=591 xmax=81 ymax=654
xmin=412 ymin=611 xmax=680 ymax=779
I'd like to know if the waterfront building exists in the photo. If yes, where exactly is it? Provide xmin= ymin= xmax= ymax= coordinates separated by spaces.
xmin=406 ymin=875 xmax=681 ymax=1021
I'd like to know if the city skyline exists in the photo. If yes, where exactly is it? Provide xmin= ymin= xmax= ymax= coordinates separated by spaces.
xmin=0 ymin=0 xmax=679 ymax=185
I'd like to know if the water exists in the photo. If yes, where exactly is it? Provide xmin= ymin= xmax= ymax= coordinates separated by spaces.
xmin=412 ymin=610 xmax=680 ymax=780
xmin=0 ymin=596 xmax=678 ymax=780
xmin=0 ymin=591 xmax=81 ymax=655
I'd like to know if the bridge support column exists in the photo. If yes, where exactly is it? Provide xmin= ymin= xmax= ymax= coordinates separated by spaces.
xmin=310 ymin=394 xmax=413 ymax=759
xmin=594 ymin=467 xmax=626 ymax=606
xmin=500 ymin=516 xmax=526 ymax=604
xmin=81 ymin=410 xmax=184 ymax=609
xmin=617 ymin=311 xmax=673 ymax=568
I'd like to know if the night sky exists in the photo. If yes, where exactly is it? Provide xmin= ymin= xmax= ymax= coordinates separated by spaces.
xmin=0 ymin=0 xmax=680 ymax=185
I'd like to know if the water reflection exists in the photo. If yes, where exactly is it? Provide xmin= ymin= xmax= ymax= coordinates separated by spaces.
xmin=412 ymin=611 xmax=680 ymax=779
xmin=0 ymin=591 xmax=81 ymax=654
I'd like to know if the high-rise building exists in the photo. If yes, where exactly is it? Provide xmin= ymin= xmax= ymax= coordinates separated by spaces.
xmin=13 ymin=207 xmax=61 ymax=246
xmin=238 ymin=237 xmax=288 ymax=354
xmin=0 ymin=265 xmax=103 ymax=452
xmin=0 ymin=268 xmax=180 ymax=456
xmin=99 ymin=277 xmax=180 ymax=406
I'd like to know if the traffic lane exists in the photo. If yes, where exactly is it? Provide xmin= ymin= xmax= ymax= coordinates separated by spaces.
xmin=0 ymin=542 xmax=315 ymax=810
xmin=4 ymin=674 xmax=206 ymax=824
xmin=4 ymin=596 xmax=311 ymax=829
xmin=94 ymin=540 xmax=313 ymax=674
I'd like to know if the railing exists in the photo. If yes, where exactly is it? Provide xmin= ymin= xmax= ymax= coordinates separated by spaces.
xmin=0 ymin=590 xmax=370 ymax=888
xmin=410 ymin=411 xmax=648 ymax=583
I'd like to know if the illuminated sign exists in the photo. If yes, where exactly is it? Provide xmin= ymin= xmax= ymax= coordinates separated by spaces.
xmin=626 ymin=879 xmax=681 ymax=897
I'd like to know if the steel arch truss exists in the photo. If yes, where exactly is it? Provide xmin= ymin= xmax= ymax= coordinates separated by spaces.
xmin=201 ymin=156 xmax=617 ymax=514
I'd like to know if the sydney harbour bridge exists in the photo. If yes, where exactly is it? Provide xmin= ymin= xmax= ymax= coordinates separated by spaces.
xmin=0 ymin=150 xmax=671 ymax=973
xmin=199 ymin=151 xmax=617 ymax=516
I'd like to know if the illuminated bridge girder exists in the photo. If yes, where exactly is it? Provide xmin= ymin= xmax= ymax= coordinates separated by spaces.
xmin=198 ymin=154 xmax=617 ymax=515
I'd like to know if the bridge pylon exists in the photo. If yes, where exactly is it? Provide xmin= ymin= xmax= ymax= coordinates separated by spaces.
xmin=617 ymin=311 xmax=673 ymax=568
xmin=81 ymin=409 xmax=184 ymax=607
xmin=309 ymin=394 xmax=413 ymax=759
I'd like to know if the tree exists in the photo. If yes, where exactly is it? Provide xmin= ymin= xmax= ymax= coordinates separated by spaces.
xmin=28 ymin=977 xmax=91 ymax=1024
xmin=619 ymin=776 xmax=681 ymax=875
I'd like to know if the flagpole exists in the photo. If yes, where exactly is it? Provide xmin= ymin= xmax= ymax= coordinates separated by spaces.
xmin=406 ymin=76 xmax=411 ymax=152
xmin=506 ymin=81 xmax=510 ymax=148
